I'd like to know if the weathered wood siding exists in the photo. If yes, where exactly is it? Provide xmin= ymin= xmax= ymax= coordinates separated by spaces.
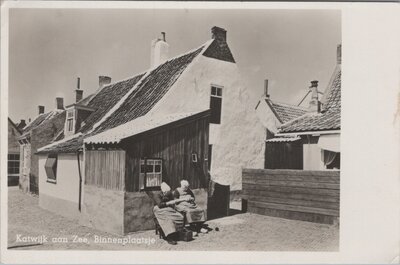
xmin=242 ymin=168 xmax=340 ymax=224
xmin=265 ymin=142 xmax=303 ymax=169
xmin=124 ymin=113 xmax=209 ymax=192
xmin=85 ymin=150 xmax=125 ymax=190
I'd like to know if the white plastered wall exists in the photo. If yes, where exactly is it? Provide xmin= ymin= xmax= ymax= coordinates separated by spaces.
xmin=303 ymin=140 xmax=324 ymax=170
xmin=255 ymin=99 xmax=281 ymax=134
xmin=150 ymin=55 xmax=266 ymax=190
xmin=38 ymin=154 xmax=81 ymax=204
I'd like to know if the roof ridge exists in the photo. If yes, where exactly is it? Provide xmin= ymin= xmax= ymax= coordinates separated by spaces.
xmin=270 ymin=100 xmax=308 ymax=111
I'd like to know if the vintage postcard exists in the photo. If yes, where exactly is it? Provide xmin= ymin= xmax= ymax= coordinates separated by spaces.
xmin=1 ymin=1 xmax=399 ymax=264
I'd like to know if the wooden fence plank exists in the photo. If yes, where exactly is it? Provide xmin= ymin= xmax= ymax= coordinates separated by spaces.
xmin=248 ymin=201 xmax=339 ymax=216
xmin=242 ymin=189 xmax=340 ymax=203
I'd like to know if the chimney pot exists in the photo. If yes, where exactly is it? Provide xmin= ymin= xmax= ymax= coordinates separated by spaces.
xmin=99 ymin=76 xmax=112 ymax=89
xmin=337 ymin=44 xmax=342 ymax=65
xmin=264 ymin=79 xmax=270 ymax=98
xmin=38 ymin=105 xmax=45 ymax=115
xmin=310 ymin=80 xmax=319 ymax=88
xmin=56 ymin=97 xmax=64 ymax=110
xmin=77 ymin=77 xmax=81 ymax=89
xmin=211 ymin=26 xmax=227 ymax=42
xmin=161 ymin=32 xmax=166 ymax=42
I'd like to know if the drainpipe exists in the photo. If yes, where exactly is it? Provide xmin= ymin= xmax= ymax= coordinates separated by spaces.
xmin=77 ymin=149 xmax=83 ymax=212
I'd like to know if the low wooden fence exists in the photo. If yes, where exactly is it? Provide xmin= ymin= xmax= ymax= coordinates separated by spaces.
xmin=242 ymin=168 xmax=340 ymax=224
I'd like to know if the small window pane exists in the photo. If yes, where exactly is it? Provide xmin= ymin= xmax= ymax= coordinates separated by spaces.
xmin=140 ymin=164 xmax=146 ymax=173
xmin=146 ymin=164 xmax=154 ymax=173
xmin=217 ymin=87 xmax=222 ymax=96
xmin=211 ymin=86 xmax=217 ymax=96
xmin=154 ymin=164 xmax=161 ymax=173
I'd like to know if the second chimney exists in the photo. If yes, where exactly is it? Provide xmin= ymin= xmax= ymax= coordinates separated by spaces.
xmin=18 ymin=119 xmax=26 ymax=130
xmin=38 ymin=105 xmax=45 ymax=115
xmin=56 ymin=97 xmax=64 ymax=110
xmin=99 ymin=76 xmax=112 ymax=89
xmin=150 ymin=32 xmax=169 ymax=68
xmin=211 ymin=26 xmax=227 ymax=43
xmin=308 ymin=80 xmax=320 ymax=112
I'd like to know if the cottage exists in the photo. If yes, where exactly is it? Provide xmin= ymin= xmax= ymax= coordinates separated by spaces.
xmin=36 ymin=26 xmax=266 ymax=234
xmin=255 ymin=80 xmax=308 ymax=169
xmin=18 ymin=101 xmax=66 ymax=194
xmin=8 ymin=118 xmax=23 ymax=186
xmin=275 ymin=44 xmax=342 ymax=170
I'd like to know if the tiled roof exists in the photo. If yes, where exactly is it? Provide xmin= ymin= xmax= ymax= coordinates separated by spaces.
xmin=85 ymin=111 xmax=207 ymax=144
xmin=22 ymin=110 xmax=64 ymax=134
xmin=279 ymin=68 xmax=341 ymax=133
xmin=94 ymin=47 xmax=203 ymax=134
xmin=78 ymin=73 xmax=145 ymax=133
xmin=37 ymin=134 xmax=84 ymax=154
xmin=37 ymin=44 xmax=205 ymax=154
xmin=267 ymin=100 xmax=308 ymax=124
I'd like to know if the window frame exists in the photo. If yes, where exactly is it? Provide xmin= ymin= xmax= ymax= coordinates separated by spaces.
xmin=66 ymin=109 xmax=75 ymax=133
xmin=45 ymin=154 xmax=58 ymax=184
xmin=139 ymin=158 xmax=163 ymax=190
xmin=7 ymin=153 xmax=20 ymax=176
xmin=210 ymin=85 xmax=223 ymax=124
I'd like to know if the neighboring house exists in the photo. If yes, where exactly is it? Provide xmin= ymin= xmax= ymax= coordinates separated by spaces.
xmin=8 ymin=118 xmax=23 ymax=186
xmin=36 ymin=26 xmax=266 ymax=234
xmin=18 ymin=102 xmax=66 ymax=194
xmin=255 ymin=82 xmax=308 ymax=169
xmin=276 ymin=44 xmax=342 ymax=170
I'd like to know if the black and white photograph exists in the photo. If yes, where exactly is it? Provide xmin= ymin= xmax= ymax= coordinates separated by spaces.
xmin=1 ymin=1 xmax=399 ymax=264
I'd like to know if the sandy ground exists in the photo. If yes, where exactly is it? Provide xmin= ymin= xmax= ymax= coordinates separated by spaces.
xmin=8 ymin=187 xmax=339 ymax=251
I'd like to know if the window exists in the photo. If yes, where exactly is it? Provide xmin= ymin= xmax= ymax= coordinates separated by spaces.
xmin=210 ymin=86 xmax=223 ymax=124
xmin=322 ymin=150 xmax=340 ymax=170
xmin=66 ymin=109 xmax=74 ymax=132
xmin=139 ymin=159 xmax=162 ymax=190
xmin=45 ymin=154 xmax=58 ymax=183
xmin=8 ymin=154 xmax=20 ymax=176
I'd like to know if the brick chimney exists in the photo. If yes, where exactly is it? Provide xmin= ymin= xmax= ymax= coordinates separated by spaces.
xmin=150 ymin=32 xmax=169 ymax=68
xmin=211 ymin=26 xmax=227 ymax=42
xmin=308 ymin=80 xmax=320 ymax=112
xmin=99 ymin=76 xmax=112 ymax=89
xmin=56 ymin=97 xmax=64 ymax=110
xmin=18 ymin=119 xmax=26 ymax=130
xmin=38 ymin=105 xmax=45 ymax=115
xmin=75 ymin=77 xmax=83 ymax=103
xmin=337 ymin=44 xmax=342 ymax=65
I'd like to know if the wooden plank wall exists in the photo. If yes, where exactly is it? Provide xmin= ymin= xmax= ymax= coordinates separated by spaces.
xmin=124 ymin=115 xmax=209 ymax=192
xmin=242 ymin=168 xmax=340 ymax=224
xmin=85 ymin=150 xmax=125 ymax=190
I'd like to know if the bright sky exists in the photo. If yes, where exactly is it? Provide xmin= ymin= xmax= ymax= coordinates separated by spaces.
xmin=9 ymin=8 xmax=340 ymax=122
